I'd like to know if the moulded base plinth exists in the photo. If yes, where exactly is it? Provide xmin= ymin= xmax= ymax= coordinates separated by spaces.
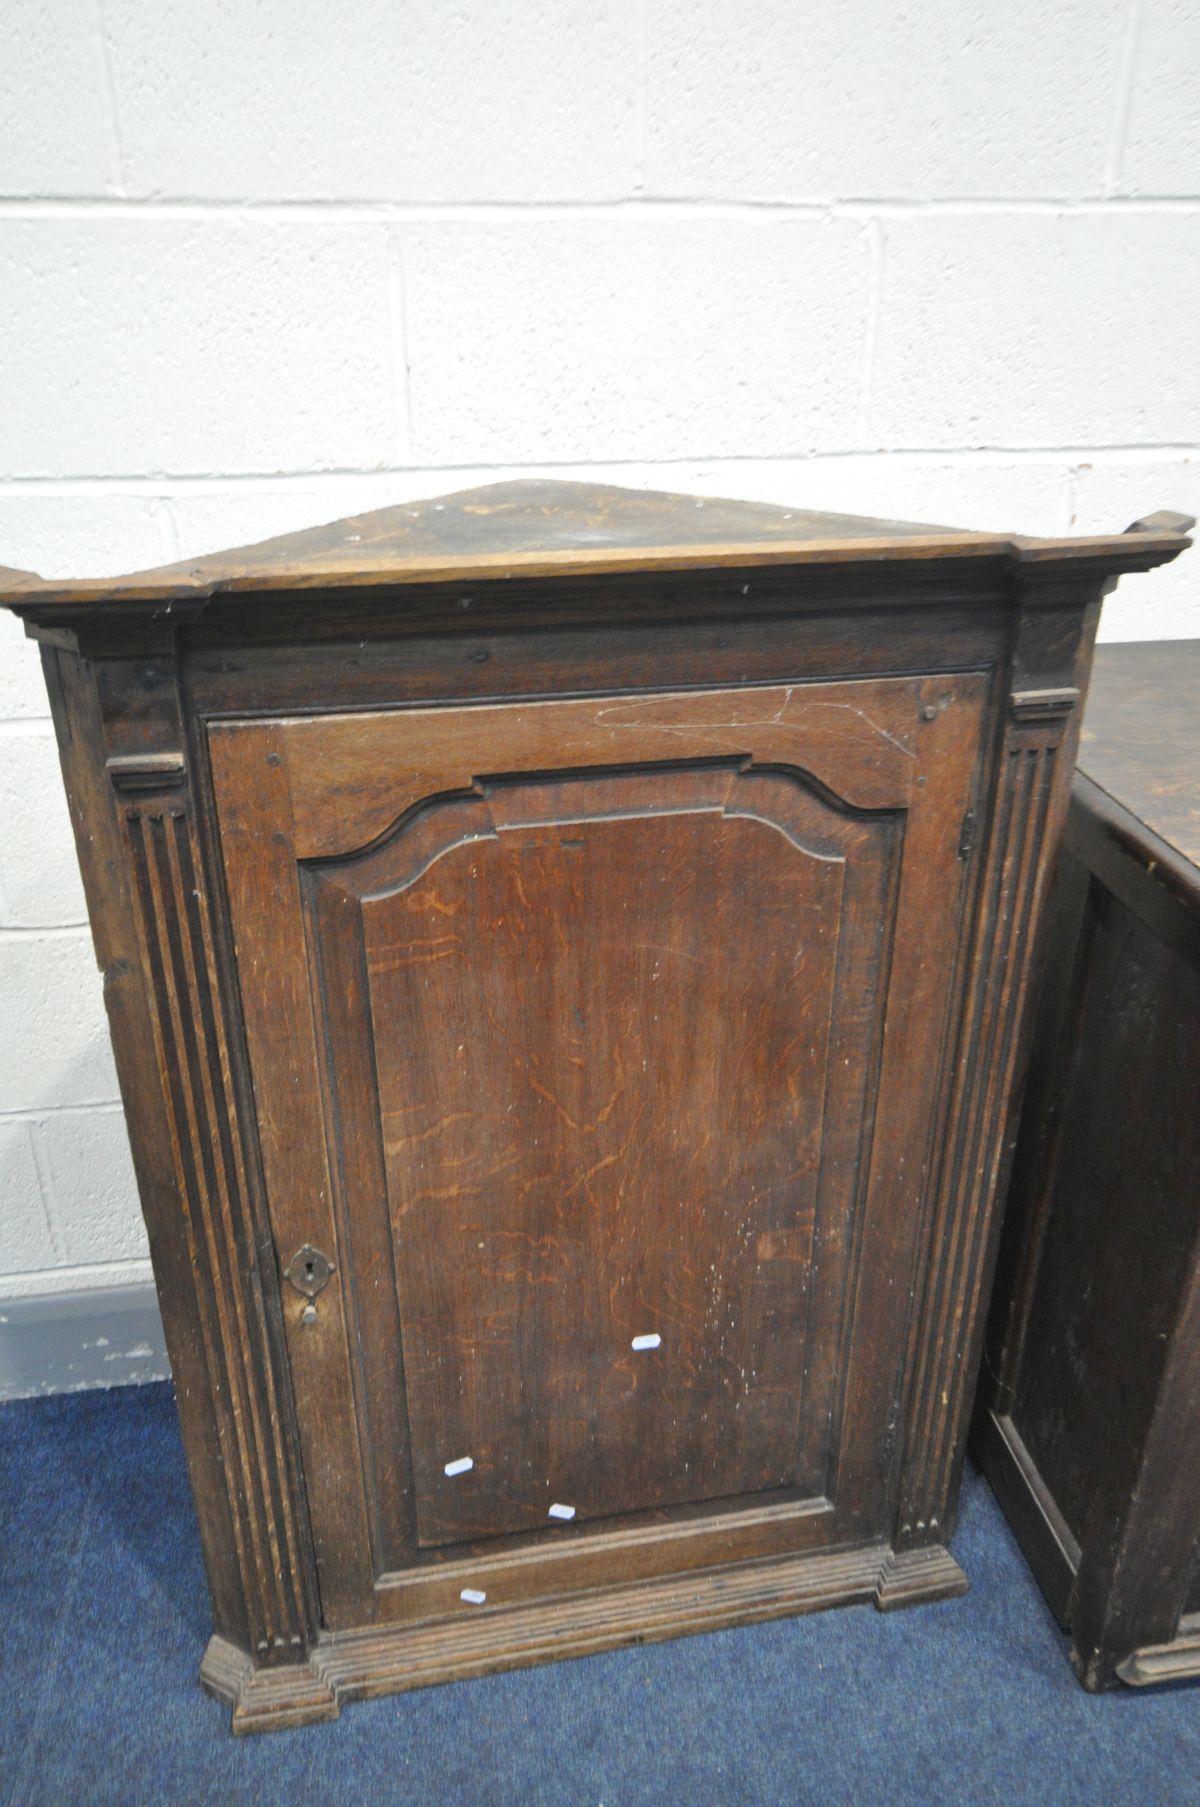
xmin=199 ymin=1635 xmax=339 ymax=1735
xmin=201 ymin=1537 xmax=969 ymax=1735
xmin=1115 ymin=1617 xmax=1200 ymax=1689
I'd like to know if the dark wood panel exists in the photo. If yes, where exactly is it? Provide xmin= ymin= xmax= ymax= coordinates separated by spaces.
xmin=1080 ymin=639 xmax=1200 ymax=868
xmin=329 ymin=769 xmax=892 ymax=1547
xmin=212 ymin=666 xmax=992 ymax=1638
xmin=978 ymin=635 xmax=1200 ymax=1688
xmin=280 ymin=677 xmax=923 ymax=858
xmin=1013 ymin=886 xmax=1200 ymax=1542
xmin=186 ymin=603 xmax=1003 ymax=721
xmin=9 ymin=479 xmax=1171 ymax=1730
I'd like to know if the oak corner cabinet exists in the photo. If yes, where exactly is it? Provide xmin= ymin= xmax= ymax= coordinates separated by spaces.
xmin=1 ymin=483 xmax=1189 ymax=1735
xmin=976 ymin=636 xmax=1200 ymax=1692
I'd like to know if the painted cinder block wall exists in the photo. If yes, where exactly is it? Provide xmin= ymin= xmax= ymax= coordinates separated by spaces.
xmin=1 ymin=0 xmax=1197 ymax=1341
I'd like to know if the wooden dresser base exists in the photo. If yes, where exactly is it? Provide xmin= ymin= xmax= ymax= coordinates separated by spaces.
xmin=974 ymin=1408 xmax=1080 ymax=1629
xmin=201 ymin=1541 xmax=968 ymax=1735
xmin=1117 ymin=1619 xmax=1200 ymax=1689
xmin=976 ymin=640 xmax=1200 ymax=1693
xmin=977 ymin=1404 xmax=1200 ymax=1693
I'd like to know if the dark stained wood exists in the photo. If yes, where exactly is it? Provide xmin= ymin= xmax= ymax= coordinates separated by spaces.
xmin=977 ymin=637 xmax=1200 ymax=1690
xmin=201 ymin=1537 xmax=969 ymax=1732
xmin=2 ymin=480 xmax=1187 ymax=1733
xmin=37 ymin=646 xmax=320 ymax=1667
xmin=0 ymin=479 xmax=1189 ymax=615
xmin=1078 ymin=639 xmax=1200 ymax=867
xmin=209 ymin=671 xmax=984 ymax=1624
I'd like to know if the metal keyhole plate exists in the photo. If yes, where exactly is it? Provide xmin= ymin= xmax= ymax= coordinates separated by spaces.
xmin=283 ymin=1242 xmax=335 ymax=1300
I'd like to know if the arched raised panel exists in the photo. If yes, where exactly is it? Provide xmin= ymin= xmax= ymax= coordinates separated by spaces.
xmin=280 ymin=681 xmax=921 ymax=860
xmin=210 ymin=669 xmax=990 ymax=1632
xmin=304 ymin=761 xmax=901 ymax=1554
xmin=324 ymin=757 xmax=869 ymax=900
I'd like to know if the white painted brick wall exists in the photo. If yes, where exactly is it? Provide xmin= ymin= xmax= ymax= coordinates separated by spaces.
xmin=0 ymin=0 xmax=1197 ymax=1306
xmin=405 ymin=219 xmax=871 ymax=462
xmin=0 ymin=222 xmax=399 ymax=477
xmin=643 ymin=0 xmax=1130 ymax=200
xmin=871 ymin=214 xmax=1200 ymax=448
xmin=104 ymin=0 xmax=641 ymax=202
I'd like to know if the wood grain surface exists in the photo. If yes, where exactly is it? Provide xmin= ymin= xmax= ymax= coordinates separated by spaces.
xmin=6 ymin=478 xmax=1186 ymax=1731
xmin=1078 ymin=639 xmax=1200 ymax=869
xmin=978 ymin=637 xmax=1200 ymax=1690
xmin=0 ymin=478 xmax=1190 ymax=611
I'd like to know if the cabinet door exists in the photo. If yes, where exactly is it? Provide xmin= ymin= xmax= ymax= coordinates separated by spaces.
xmin=210 ymin=673 xmax=986 ymax=1629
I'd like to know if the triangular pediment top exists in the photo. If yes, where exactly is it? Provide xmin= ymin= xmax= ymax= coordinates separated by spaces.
xmin=165 ymin=480 xmax=970 ymax=579
xmin=0 ymin=479 xmax=1190 ymax=614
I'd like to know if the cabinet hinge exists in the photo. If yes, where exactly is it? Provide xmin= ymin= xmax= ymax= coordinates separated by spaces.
xmin=958 ymin=807 xmax=977 ymax=861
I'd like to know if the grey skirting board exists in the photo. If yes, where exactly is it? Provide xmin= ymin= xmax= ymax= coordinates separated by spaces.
xmin=0 ymin=1283 xmax=169 ymax=1400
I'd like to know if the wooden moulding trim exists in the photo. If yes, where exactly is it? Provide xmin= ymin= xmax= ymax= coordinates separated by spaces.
xmin=374 ymin=1493 xmax=834 ymax=1602
xmin=1 ymin=524 xmax=1189 ymax=621
xmin=1070 ymin=773 xmax=1200 ymax=914
xmin=1008 ymin=688 xmax=1079 ymax=724
xmin=899 ymin=727 xmax=1066 ymax=1534
xmin=1116 ymin=1616 xmax=1200 ymax=1687
xmin=971 ymin=1408 xmax=1080 ymax=1628
xmin=201 ymin=1539 xmax=967 ymax=1735
xmin=874 ymin=1544 xmax=970 ymax=1611
xmin=200 ymin=1636 xmax=339 ymax=1734
xmin=106 ymin=750 xmax=187 ymax=793
xmin=125 ymin=803 xmax=313 ymax=1654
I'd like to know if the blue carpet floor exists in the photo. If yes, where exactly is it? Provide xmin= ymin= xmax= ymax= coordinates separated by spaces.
xmin=0 ymin=1383 xmax=1196 ymax=1806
